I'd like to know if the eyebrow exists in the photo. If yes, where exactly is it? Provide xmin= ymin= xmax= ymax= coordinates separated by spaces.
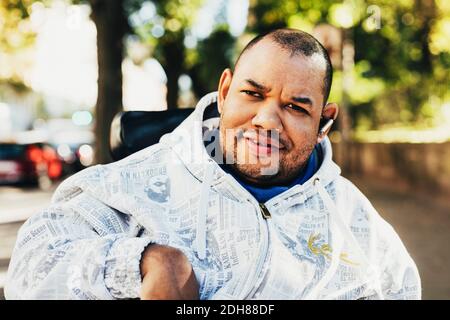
xmin=245 ymin=78 xmax=314 ymax=106
xmin=292 ymin=96 xmax=313 ymax=106
xmin=245 ymin=79 xmax=270 ymax=92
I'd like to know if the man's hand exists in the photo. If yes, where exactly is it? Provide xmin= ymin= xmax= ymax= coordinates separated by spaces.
xmin=140 ymin=244 xmax=200 ymax=300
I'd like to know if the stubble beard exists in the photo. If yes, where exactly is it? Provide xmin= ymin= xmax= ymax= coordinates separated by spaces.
xmin=219 ymin=122 xmax=316 ymax=187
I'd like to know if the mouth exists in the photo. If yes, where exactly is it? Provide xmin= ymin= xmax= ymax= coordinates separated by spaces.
xmin=243 ymin=132 xmax=285 ymax=157
xmin=245 ymin=138 xmax=272 ymax=156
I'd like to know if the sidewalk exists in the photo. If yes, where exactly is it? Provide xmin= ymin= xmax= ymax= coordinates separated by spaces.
xmin=0 ymin=185 xmax=55 ymax=300
xmin=0 ymin=222 xmax=24 ymax=300
xmin=0 ymin=186 xmax=56 ymax=224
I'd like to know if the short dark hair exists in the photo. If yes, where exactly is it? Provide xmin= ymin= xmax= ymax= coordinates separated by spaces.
xmin=234 ymin=28 xmax=333 ymax=105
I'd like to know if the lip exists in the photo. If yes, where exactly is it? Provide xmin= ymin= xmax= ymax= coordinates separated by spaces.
xmin=244 ymin=137 xmax=284 ymax=157
xmin=242 ymin=132 xmax=284 ymax=150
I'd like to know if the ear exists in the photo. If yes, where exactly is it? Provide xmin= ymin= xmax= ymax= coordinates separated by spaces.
xmin=217 ymin=68 xmax=233 ymax=114
xmin=317 ymin=102 xmax=339 ymax=144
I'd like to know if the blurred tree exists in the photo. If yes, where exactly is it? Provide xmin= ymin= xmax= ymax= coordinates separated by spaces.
xmin=322 ymin=0 xmax=450 ymax=131
xmin=2 ymin=0 xmax=203 ymax=163
xmin=0 ymin=0 xmax=37 ymax=84
xmin=246 ymin=0 xmax=450 ymax=133
xmin=84 ymin=0 xmax=205 ymax=161
xmin=0 ymin=0 xmax=46 ymax=126
xmin=2 ymin=0 xmax=449 ymax=158
xmin=183 ymin=0 xmax=239 ymax=101
xmin=2 ymin=0 xmax=128 ymax=163
xmin=247 ymin=0 xmax=289 ymax=33
xmin=74 ymin=0 xmax=201 ymax=161
xmin=349 ymin=0 xmax=447 ymax=129
xmin=128 ymin=0 xmax=203 ymax=109
xmin=85 ymin=0 xmax=128 ymax=164
xmin=0 ymin=0 xmax=36 ymax=51
xmin=187 ymin=28 xmax=235 ymax=99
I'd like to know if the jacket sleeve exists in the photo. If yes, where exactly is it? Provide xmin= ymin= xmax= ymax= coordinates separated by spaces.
xmin=374 ymin=213 xmax=422 ymax=300
xmin=4 ymin=191 xmax=152 ymax=300
xmin=357 ymin=190 xmax=422 ymax=300
xmin=342 ymin=178 xmax=422 ymax=300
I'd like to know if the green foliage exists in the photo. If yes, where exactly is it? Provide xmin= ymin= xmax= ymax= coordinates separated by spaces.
xmin=241 ymin=0 xmax=450 ymax=138
xmin=187 ymin=27 xmax=235 ymax=98
xmin=125 ymin=0 xmax=205 ymax=106
xmin=0 ymin=1 xmax=40 ymax=88
xmin=350 ymin=0 xmax=449 ymax=129
xmin=127 ymin=0 xmax=202 ymax=66
xmin=2 ymin=0 xmax=448 ymax=133
xmin=0 ymin=1 xmax=54 ymax=53
xmin=246 ymin=0 xmax=449 ymax=131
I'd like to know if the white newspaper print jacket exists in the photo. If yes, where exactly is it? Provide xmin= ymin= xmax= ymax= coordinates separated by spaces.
xmin=5 ymin=92 xmax=421 ymax=300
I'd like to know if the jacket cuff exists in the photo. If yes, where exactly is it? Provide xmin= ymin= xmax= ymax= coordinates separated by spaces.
xmin=104 ymin=237 xmax=153 ymax=299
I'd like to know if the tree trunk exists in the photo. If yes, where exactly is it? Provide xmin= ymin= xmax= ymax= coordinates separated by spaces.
xmin=166 ymin=66 xmax=180 ymax=110
xmin=89 ymin=0 xmax=126 ymax=164
xmin=162 ymin=40 xmax=184 ymax=110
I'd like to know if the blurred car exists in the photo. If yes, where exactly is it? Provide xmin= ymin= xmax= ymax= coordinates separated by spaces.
xmin=44 ymin=119 xmax=95 ymax=174
xmin=0 ymin=142 xmax=63 ymax=189
xmin=53 ymin=140 xmax=95 ymax=174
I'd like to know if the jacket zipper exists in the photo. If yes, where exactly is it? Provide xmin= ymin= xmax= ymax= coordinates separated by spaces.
xmin=259 ymin=203 xmax=272 ymax=219
xmin=242 ymin=202 xmax=272 ymax=299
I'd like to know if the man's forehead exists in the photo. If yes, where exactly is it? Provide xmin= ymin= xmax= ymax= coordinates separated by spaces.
xmin=236 ymin=39 xmax=327 ymax=74
xmin=305 ymin=52 xmax=327 ymax=71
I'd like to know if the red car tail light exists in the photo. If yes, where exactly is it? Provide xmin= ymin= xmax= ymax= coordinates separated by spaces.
xmin=48 ymin=161 xmax=62 ymax=178
xmin=43 ymin=147 xmax=57 ymax=161
xmin=27 ymin=146 xmax=43 ymax=163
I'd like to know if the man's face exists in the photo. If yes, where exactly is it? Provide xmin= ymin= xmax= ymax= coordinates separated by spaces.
xmin=217 ymin=39 xmax=336 ymax=186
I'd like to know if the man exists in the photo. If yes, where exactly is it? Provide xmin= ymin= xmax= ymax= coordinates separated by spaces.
xmin=5 ymin=29 xmax=421 ymax=300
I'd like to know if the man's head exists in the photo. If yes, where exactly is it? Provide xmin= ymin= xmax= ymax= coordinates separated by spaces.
xmin=217 ymin=28 xmax=339 ymax=186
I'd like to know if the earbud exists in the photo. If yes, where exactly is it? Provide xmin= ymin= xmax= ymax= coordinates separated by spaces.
xmin=318 ymin=119 xmax=334 ymax=137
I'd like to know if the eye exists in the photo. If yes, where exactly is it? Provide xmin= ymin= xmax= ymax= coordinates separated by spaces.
xmin=285 ymin=103 xmax=308 ymax=114
xmin=241 ymin=90 xmax=263 ymax=99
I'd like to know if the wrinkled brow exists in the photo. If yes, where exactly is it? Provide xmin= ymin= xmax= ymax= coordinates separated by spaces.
xmin=292 ymin=96 xmax=313 ymax=106
xmin=245 ymin=79 xmax=270 ymax=92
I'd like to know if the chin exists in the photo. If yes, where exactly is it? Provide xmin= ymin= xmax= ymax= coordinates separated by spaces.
xmin=233 ymin=163 xmax=283 ymax=184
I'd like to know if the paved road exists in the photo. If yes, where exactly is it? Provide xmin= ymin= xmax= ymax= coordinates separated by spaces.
xmin=0 ymin=222 xmax=23 ymax=299
xmin=0 ymin=178 xmax=449 ymax=300
xmin=0 ymin=185 xmax=56 ymax=224
xmin=350 ymin=176 xmax=450 ymax=300
xmin=0 ymin=185 xmax=56 ymax=261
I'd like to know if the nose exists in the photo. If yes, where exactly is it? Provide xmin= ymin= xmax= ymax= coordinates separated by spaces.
xmin=251 ymin=102 xmax=283 ymax=132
